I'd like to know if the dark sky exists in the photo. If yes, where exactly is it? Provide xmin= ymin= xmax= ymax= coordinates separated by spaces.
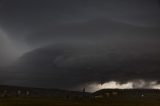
xmin=0 ymin=0 xmax=160 ymax=91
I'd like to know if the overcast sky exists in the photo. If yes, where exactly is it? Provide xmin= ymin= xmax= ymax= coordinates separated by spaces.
xmin=0 ymin=0 xmax=160 ymax=91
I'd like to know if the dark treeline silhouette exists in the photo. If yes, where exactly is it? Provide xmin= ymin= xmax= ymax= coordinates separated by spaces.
xmin=1 ymin=85 xmax=160 ymax=99
xmin=0 ymin=85 xmax=90 ymax=98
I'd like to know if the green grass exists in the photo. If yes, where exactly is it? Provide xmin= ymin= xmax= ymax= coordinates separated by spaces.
xmin=0 ymin=97 xmax=160 ymax=106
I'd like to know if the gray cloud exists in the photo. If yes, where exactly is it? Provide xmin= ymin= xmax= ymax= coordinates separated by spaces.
xmin=0 ymin=30 xmax=17 ymax=66
xmin=2 ymin=41 xmax=160 ymax=90
xmin=0 ymin=0 xmax=160 ymax=90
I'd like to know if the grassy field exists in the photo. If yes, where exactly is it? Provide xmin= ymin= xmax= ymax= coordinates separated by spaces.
xmin=0 ymin=97 xmax=160 ymax=106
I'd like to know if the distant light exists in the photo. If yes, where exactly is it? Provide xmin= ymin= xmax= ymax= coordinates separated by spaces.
xmin=86 ymin=80 xmax=160 ymax=92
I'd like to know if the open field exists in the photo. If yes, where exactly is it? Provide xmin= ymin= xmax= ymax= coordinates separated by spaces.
xmin=1 ymin=86 xmax=160 ymax=106
xmin=1 ymin=97 xmax=160 ymax=106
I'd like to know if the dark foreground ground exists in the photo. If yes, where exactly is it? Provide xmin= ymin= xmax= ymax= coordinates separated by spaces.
xmin=1 ymin=86 xmax=160 ymax=106
xmin=1 ymin=97 xmax=160 ymax=106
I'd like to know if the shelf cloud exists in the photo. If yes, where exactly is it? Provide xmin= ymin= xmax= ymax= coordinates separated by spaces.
xmin=0 ymin=0 xmax=160 ymax=91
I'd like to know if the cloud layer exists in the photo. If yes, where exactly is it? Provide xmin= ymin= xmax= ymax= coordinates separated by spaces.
xmin=0 ymin=0 xmax=160 ymax=91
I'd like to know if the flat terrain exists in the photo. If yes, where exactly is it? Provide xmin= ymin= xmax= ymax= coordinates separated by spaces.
xmin=0 ymin=97 xmax=160 ymax=106
xmin=1 ymin=87 xmax=160 ymax=106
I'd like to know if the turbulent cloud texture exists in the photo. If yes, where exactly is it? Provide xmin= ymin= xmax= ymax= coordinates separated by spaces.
xmin=0 ymin=0 xmax=160 ymax=91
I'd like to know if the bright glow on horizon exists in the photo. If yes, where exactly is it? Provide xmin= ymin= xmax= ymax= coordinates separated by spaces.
xmin=98 ymin=81 xmax=133 ymax=89
xmin=86 ymin=80 xmax=160 ymax=92
xmin=86 ymin=81 xmax=133 ymax=92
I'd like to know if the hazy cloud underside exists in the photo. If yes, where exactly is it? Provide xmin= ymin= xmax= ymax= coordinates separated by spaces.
xmin=0 ymin=0 xmax=160 ymax=91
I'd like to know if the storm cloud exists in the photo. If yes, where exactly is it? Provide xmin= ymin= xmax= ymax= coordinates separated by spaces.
xmin=0 ymin=0 xmax=160 ymax=91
